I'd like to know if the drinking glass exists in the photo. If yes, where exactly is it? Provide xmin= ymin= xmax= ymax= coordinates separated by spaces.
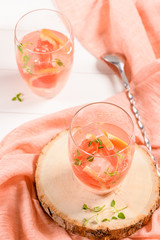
xmin=14 ymin=9 xmax=74 ymax=98
xmin=68 ymin=102 xmax=135 ymax=194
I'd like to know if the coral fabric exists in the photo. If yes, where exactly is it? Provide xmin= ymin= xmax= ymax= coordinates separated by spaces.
xmin=0 ymin=0 xmax=160 ymax=239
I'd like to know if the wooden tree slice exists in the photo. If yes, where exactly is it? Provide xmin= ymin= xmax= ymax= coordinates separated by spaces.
xmin=35 ymin=130 xmax=159 ymax=240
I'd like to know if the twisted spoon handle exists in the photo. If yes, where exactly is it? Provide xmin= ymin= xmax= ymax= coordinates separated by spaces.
xmin=121 ymin=71 xmax=160 ymax=177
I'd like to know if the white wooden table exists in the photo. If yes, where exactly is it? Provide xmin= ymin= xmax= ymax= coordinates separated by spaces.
xmin=0 ymin=0 xmax=123 ymax=141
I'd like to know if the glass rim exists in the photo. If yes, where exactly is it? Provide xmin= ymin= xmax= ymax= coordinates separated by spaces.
xmin=14 ymin=8 xmax=73 ymax=54
xmin=69 ymin=101 xmax=135 ymax=158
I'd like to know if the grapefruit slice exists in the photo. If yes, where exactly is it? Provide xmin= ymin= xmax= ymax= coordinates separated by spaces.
xmin=40 ymin=29 xmax=65 ymax=46
xmin=86 ymin=133 xmax=96 ymax=140
xmin=35 ymin=39 xmax=55 ymax=52
xmin=34 ymin=67 xmax=58 ymax=75
xmin=80 ymin=139 xmax=98 ymax=155
xmin=83 ymin=166 xmax=106 ymax=184
xmin=108 ymin=133 xmax=128 ymax=150
xmin=29 ymin=74 xmax=58 ymax=88
xmin=100 ymin=130 xmax=114 ymax=150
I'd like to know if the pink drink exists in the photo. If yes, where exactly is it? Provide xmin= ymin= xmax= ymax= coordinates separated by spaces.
xmin=16 ymin=29 xmax=73 ymax=98
xmin=69 ymin=123 xmax=134 ymax=194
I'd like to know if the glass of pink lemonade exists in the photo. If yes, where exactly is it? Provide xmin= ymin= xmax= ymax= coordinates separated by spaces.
xmin=69 ymin=102 xmax=135 ymax=194
xmin=14 ymin=9 xmax=74 ymax=98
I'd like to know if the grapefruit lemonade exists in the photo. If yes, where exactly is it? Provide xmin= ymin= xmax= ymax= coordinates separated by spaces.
xmin=69 ymin=103 xmax=135 ymax=194
xmin=15 ymin=10 xmax=73 ymax=98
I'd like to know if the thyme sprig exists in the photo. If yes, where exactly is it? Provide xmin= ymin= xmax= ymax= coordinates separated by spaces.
xmin=17 ymin=42 xmax=33 ymax=55
xmin=73 ymin=155 xmax=94 ymax=166
xmin=104 ymin=168 xmax=118 ymax=177
xmin=88 ymin=138 xmax=102 ymax=147
xmin=77 ymin=150 xmax=81 ymax=156
xmin=82 ymin=200 xmax=127 ymax=226
xmin=54 ymin=58 xmax=64 ymax=66
xmin=74 ymin=159 xmax=82 ymax=166
xmin=12 ymin=93 xmax=23 ymax=102
xmin=17 ymin=42 xmax=33 ymax=75
xmin=104 ymin=151 xmax=125 ymax=177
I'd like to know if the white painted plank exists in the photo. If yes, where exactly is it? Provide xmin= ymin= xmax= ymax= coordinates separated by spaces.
xmin=0 ymin=0 xmax=55 ymax=29
xmin=0 ymin=113 xmax=42 ymax=141
xmin=0 ymin=69 xmax=123 ymax=114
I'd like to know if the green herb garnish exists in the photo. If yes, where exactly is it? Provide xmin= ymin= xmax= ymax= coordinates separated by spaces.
xmin=82 ymin=204 xmax=89 ymax=210
xmin=104 ymin=168 xmax=118 ymax=177
xmin=17 ymin=43 xmax=23 ymax=54
xmin=74 ymin=159 xmax=81 ymax=166
xmin=23 ymin=42 xmax=33 ymax=47
xmin=86 ymin=156 xmax=94 ymax=162
xmin=55 ymin=58 xmax=64 ymax=66
xmin=83 ymin=218 xmax=88 ymax=226
xmin=23 ymin=55 xmax=30 ymax=66
xmin=26 ymin=67 xmax=33 ymax=75
xmin=77 ymin=150 xmax=81 ymax=156
xmin=17 ymin=42 xmax=33 ymax=75
xmin=111 ymin=200 xmax=115 ymax=207
xmin=98 ymin=146 xmax=104 ymax=149
xmin=17 ymin=42 xmax=32 ymax=54
xmin=114 ymin=151 xmax=124 ymax=161
xmin=82 ymin=204 xmax=105 ymax=212
xmin=115 ymin=150 xmax=119 ymax=154
xmin=12 ymin=93 xmax=23 ymax=102
xmin=93 ymin=206 xmax=105 ymax=212
xmin=112 ymin=216 xmax=118 ymax=220
xmin=95 ymin=138 xmax=102 ymax=145
xmin=88 ymin=138 xmax=102 ymax=147
xmin=102 ymin=218 xmax=110 ymax=222
xmin=118 ymin=212 xmax=125 ymax=219
xmin=88 ymin=141 xmax=93 ymax=147
xmin=82 ymin=200 xmax=127 ymax=226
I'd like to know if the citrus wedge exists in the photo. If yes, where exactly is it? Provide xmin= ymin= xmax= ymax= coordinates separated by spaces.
xmin=86 ymin=133 xmax=96 ymax=140
xmin=29 ymin=71 xmax=58 ymax=88
xmin=108 ymin=133 xmax=128 ymax=150
xmin=83 ymin=166 xmax=106 ymax=183
xmin=100 ymin=130 xmax=114 ymax=150
xmin=34 ymin=67 xmax=58 ymax=75
xmin=40 ymin=29 xmax=65 ymax=46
